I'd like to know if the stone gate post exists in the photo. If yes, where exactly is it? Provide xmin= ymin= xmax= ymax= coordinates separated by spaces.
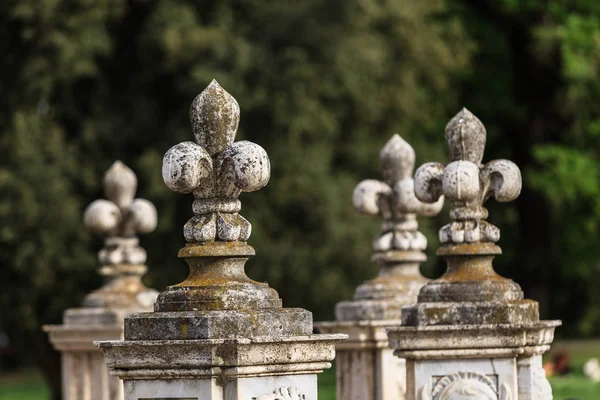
xmin=45 ymin=161 xmax=159 ymax=400
xmin=315 ymin=135 xmax=443 ymax=400
xmin=387 ymin=108 xmax=560 ymax=400
xmin=95 ymin=80 xmax=346 ymax=400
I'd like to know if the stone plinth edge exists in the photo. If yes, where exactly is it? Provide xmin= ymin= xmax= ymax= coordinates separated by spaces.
xmin=387 ymin=320 xmax=561 ymax=359
xmin=335 ymin=298 xmax=416 ymax=321
xmin=45 ymin=325 xmax=123 ymax=351
xmin=401 ymin=300 xmax=539 ymax=326
xmin=315 ymin=320 xmax=400 ymax=350
xmin=95 ymin=334 xmax=347 ymax=379
xmin=125 ymin=309 xmax=313 ymax=340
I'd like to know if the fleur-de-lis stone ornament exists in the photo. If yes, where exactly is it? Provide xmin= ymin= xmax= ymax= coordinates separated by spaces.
xmin=403 ymin=108 xmax=531 ymax=320
xmin=93 ymin=81 xmax=345 ymax=400
xmin=335 ymin=135 xmax=444 ymax=321
xmin=82 ymin=161 xmax=158 ymax=309
xmin=152 ymin=80 xmax=284 ymax=314
xmin=354 ymin=134 xmax=444 ymax=252
xmin=414 ymin=108 xmax=521 ymax=244
xmin=162 ymin=80 xmax=270 ymax=243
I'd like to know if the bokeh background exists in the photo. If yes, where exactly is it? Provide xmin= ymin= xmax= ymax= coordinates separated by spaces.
xmin=2 ymin=0 xmax=600 ymax=399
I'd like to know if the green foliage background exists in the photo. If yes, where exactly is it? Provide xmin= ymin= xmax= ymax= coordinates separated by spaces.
xmin=1 ymin=0 xmax=600 ymax=398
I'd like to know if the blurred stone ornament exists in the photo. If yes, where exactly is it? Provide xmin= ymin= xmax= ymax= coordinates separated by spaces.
xmin=354 ymin=134 xmax=444 ymax=252
xmin=84 ymin=161 xmax=157 ymax=266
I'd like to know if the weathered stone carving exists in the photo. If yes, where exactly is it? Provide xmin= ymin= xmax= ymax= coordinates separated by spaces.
xmin=414 ymin=108 xmax=521 ymax=244
xmin=162 ymin=80 xmax=270 ymax=243
xmin=417 ymin=371 xmax=511 ymax=400
xmin=354 ymin=134 xmax=444 ymax=252
xmin=254 ymin=387 xmax=306 ymax=400
xmin=387 ymin=108 xmax=559 ymax=400
xmin=82 ymin=161 xmax=158 ymax=309
xmin=333 ymin=134 xmax=444 ymax=321
xmin=95 ymin=80 xmax=344 ymax=400
xmin=84 ymin=161 xmax=157 ymax=266
xmin=401 ymin=108 xmax=528 ymax=313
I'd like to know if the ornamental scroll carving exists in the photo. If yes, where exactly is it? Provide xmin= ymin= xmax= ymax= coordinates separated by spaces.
xmin=253 ymin=387 xmax=306 ymax=400
xmin=417 ymin=371 xmax=512 ymax=400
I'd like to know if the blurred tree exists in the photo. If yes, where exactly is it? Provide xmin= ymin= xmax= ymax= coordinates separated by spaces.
xmin=0 ymin=0 xmax=470 ymax=397
xmin=455 ymin=0 xmax=600 ymax=336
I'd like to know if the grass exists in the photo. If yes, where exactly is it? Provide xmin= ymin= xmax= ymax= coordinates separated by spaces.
xmin=2 ymin=341 xmax=600 ymax=399
xmin=0 ymin=370 xmax=49 ymax=400
xmin=546 ymin=339 xmax=600 ymax=399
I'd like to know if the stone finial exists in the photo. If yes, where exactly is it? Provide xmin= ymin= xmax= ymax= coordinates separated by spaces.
xmin=353 ymin=134 xmax=444 ymax=252
xmin=334 ymin=135 xmax=444 ymax=321
xmin=414 ymin=108 xmax=521 ymax=244
xmin=162 ymin=80 xmax=270 ymax=243
xmin=83 ymin=161 xmax=157 ymax=266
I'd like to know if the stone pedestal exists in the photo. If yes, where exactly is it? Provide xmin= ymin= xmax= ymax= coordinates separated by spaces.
xmin=316 ymin=252 xmax=428 ymax=400
xmin=45 ymin=161 xmax=159 ymax=400
xmin=316 ymin=134 xmax=444 ymax=400
xmin=316 ymin=320 xmax=405 ymax=400
xmin=98 ymin=244 xmax=344 ymax=400
xmin=389 ymin=322 xmax=559 ymax=399
xmin=46 ymin=265 xmax=157 ymax=400
xmin=387 ymin=109 xmax=560 ymax=400
xmin=96 ymin=81 xmax=345 ymax=400
xmin=46 ymin=309 xmax=126 ymax=400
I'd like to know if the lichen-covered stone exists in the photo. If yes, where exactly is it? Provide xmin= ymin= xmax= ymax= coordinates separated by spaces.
xmin=96 ymin=81 xmax=346 ymax=400
xmin=414 ymin=108 xmax=521 ymax=245
xmin=162 ymin=80 xmax=269 ymax=243
xmin=387 ymin=109 xmax=559 ymax=400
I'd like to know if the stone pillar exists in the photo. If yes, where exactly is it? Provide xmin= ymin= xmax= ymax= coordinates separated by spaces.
xmin=45 ymin=161 xmax=159 ymax=400
xmin=387 ymin=108 xmax=560 ymax=400
xmin=315 ymin=135 xmax=443 ymax=400
xmin=95 ymin=80 xmax=345 ymax=400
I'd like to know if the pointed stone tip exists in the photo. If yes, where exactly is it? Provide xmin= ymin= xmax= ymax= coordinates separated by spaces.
xmin=382 ymin=133 xmax=411 ymax=153
xmin=109 ymin=160 xmax=126 ymax=170
xmin=380 ymin=133 xmax=415 ymax=181
xmin=106 ymin=160 xmax=133 ymax=176
xmin=452 ymin=107 xmax=475 ymax=120
xmin=208 ymin=79 xmax=221 ymax=89
xmin=104 ymin=160 xmax=137 ymax=207
xmin=389 ymin=133 xmax=402 ymax=143
xmin=445 ymin=107 xmax=486 ymax=163
xmin=190 ymin=80 xmax=240 ymax=156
